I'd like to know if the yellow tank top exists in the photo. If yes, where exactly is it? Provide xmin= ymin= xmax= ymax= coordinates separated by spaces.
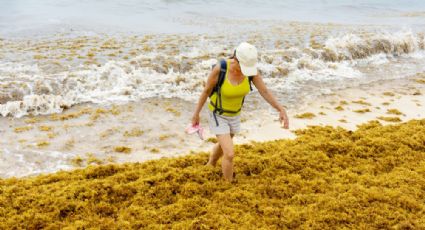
xmin=208 ymin=60 xmax=250 ymax=116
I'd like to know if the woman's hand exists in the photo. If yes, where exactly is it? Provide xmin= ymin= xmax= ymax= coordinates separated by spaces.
xmin=192 ymin=113 xmax=200 ymax=126
xmin=279 ymin=109 xmax=289 ymax=129
xmin=251 ymin=74 xmax=289 ymax=129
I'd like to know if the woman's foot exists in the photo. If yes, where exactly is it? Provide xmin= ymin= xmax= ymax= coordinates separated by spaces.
xmin=205 ymin=160 xmax=216 ymax=167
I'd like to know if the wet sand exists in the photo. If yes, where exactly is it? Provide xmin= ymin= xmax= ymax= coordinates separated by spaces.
xmin=245 ymin=76 xmax=425 ymax=141
xmin=0 ymin=75 xmax=423 ymax=178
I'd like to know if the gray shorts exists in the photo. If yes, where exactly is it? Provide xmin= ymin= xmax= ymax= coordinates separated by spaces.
xmin=208 ymin=111 xmax=241 ymax=135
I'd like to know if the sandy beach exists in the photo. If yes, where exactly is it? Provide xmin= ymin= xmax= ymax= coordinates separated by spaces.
xmin=1 ymin=0 xmax=425 ymax=228
xmin=1 ymin=103 xmax=424 ymax=229
xmin=1 ymin=73 xmax=423 ymax=177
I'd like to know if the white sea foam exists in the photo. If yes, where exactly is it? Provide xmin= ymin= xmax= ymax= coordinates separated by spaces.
xmin=0 ymin=95 xmax=69 ymax=117
xmin=1 ymin=31 xmax=425 ymax=118
xmin=357 ymin=53 xmax=390 ymax=66
xmin=321 ymin=30 xmax=424 ymax=61
xmin=0 ymin=148 xmax=77 ymax=178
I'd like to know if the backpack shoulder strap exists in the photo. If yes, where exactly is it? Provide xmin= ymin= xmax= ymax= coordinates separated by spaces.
xmin=210 ymin=59 xmax=227 ymax=97
xmin=248 ymin=75 xmax=255 ymax=91
xmin=217 ymin=59 xmax=227 ymax=88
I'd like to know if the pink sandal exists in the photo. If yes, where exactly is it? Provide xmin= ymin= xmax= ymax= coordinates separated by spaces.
xmin=185 ymin=124 xmax=204 ymax=140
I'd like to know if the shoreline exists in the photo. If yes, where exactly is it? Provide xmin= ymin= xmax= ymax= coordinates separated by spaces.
xmin=0 ymin=75 xmax=424 ymax=178
xmin=241 ymin=75 xmax=424 ymax=142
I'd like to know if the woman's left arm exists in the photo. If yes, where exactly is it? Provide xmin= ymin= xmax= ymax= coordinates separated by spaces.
xmin=252 ymin=74 xmax=289 ymax=129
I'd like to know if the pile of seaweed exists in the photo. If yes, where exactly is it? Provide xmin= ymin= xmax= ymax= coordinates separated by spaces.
xmin=1 ymin=120 xmax=424 ymax=229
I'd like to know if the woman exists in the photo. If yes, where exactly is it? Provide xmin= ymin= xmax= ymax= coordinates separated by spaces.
xmin=191 ymin=42 xmax=289 ymax=182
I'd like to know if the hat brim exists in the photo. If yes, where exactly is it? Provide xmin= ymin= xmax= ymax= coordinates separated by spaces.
xmin=240 ymin=63 xmax=257 ymax=76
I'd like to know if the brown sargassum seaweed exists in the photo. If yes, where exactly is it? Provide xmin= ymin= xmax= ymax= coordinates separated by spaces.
xmin=0 ymin=119 xmax=424 ymax=229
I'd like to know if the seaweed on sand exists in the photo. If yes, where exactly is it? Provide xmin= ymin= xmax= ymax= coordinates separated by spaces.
xmin=353 ymin=108 xmax=371 ymax=113
xmin=123 ymin=128 xmax=144 ymax=137
xmin=351 ymin=100 xmax=372 ymax=106
xmin=294 ymin=112 xmax=316 ymax=119
xmin=387 ymin=109 xmax=404 ymax=116
xmin=334 ymin=105 xmax=344 ymax=111
xmin=0 ymin=120 xmax=424 ymax=229
xmin=377 ymin=116 xmax=402 ymax=122
xmin=383 ymin=92 xmax=395 ymax=97
xmin=114 ymin=146 xmax=132 ymax=154
xmin=14 ymin=126 xmax=33 ymax=133
xmin=38 ymin=125 xmax=53 ymax=132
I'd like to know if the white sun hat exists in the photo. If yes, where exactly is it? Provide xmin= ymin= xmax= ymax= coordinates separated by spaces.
xmin=235 ymin=42 xmax=258 ymax=76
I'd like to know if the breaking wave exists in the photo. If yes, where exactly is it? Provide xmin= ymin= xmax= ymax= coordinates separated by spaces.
xmin=0 ymin=30 xmax=424 ymax=117
xmin=320 ymin=31 xmax=424 ymax=61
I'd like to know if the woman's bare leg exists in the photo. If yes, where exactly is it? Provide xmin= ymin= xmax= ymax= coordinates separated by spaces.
xmin=206 ymin=134 xmax=234 ymax=167
xmin=206 ymin=143 xmax=223 ymax=166
xmin=216 ymin=133 xmax=235 ymax=182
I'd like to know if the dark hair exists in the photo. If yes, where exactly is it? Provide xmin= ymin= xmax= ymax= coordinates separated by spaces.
xmin=230 ymin=50 xmax=236 ymax=59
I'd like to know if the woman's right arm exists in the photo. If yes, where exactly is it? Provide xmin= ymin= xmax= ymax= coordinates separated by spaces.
xmin=191 ymin=64 xmax=220 ymax=125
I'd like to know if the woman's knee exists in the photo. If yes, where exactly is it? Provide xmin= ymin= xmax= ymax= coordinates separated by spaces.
xmin=223 ymin=150 xmax=234 ymax=161
xmin=216 ymin=134 xmax=234 ymax=161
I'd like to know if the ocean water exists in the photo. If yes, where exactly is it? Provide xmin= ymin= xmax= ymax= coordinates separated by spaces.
xmin=1 ymin=0 xmax=425 ymax=177
xmin=1 ymin=0 xmax=425 ymax=36
xmin=1 ymin=0 xmax=425 ymax=116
